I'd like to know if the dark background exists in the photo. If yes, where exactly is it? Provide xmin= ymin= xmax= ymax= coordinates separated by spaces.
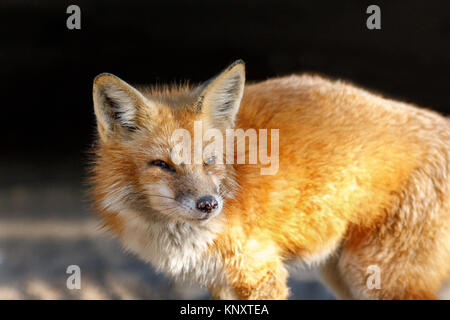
xmin=0 ymin=0 xmax=449 ymax=299
xmin=1 ymin=0 xmax=449 ymax=161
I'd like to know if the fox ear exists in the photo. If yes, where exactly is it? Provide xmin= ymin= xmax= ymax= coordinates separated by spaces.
xmin=93 ymin=73 xmax=149 ymax=142
xmin=196 ymin=60 xmax=245 ymax=128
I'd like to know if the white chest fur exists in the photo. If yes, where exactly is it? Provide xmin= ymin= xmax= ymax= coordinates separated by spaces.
xmin=116 ymin=209 xmax=226 ymax=287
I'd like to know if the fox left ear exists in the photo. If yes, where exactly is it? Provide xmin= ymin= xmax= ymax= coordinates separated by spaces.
xmin=196 ymin=60 xmax=246 ymax=128
xmin=92 ymin=73 xmax=151 ymax=142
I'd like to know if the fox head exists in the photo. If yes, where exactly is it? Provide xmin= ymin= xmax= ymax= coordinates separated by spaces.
xmin=91 ymin=61 xmax=245 ymax=226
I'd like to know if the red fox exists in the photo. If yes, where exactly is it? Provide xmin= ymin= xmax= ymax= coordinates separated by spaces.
xmin=90 ymin=60 xmax=450 ymax=299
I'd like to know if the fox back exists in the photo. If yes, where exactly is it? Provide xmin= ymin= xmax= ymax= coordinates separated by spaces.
xmin=90 ymin=61 xmax=450 ymax=299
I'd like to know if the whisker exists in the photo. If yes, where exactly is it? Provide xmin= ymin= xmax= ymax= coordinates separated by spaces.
xmin=146 ymin=200 xmax=197 ymax=216
xmin=146 ymin=194 xmax=176 ymax=200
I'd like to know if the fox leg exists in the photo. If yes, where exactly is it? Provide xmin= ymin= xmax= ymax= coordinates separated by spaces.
xmin=318 ymin=245 xmax=436 ymax=299
xmin=232 ymin=260 xmax=289 ymax=300
xmin=336 ymin=222 xmax=450 ymax=300
xmin=209 ymin=284 xmax=238 ymax=300
xmin=220 ymin=251 xmax=289 ymax=300
xmin=338 ymin=210 xmax=450 ymax=299
xmin=318 ymin=250 xmax=436 ymax=299
xmin=337 ymin=246 xmax=438 ymax=300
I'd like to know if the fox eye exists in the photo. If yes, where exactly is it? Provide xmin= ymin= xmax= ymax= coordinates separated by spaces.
xmin=203 ymin=156 xmax=216 ymax=167
xmin=150 ymin=160 xmax=176 ymax=173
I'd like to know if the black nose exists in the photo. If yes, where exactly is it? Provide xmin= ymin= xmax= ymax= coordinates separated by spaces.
xmin=196 ymin=196 xmax=218 ymax=213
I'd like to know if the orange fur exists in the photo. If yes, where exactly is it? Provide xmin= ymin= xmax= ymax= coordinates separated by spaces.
xmin=90 ymin=63 xmax=450 ymax=300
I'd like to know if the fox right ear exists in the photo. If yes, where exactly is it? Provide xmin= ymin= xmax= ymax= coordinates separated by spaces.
xmin=196 ymin=60 xmax=246 ymax=129
xmin=93 ymin=73 xmax=150 ymax=142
